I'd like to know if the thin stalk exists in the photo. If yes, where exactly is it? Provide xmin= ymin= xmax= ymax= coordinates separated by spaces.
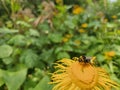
xmin=0 ymin=0 xmax=10 ymax=15
xmin=109 ymin=61 xmax=114 ymax=74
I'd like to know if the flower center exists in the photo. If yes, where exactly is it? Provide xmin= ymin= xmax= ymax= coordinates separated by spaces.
xmin=68 ymin=62 xmax=98 ymax=88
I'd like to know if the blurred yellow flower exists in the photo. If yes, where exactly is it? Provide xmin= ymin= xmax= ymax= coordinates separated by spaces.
xmin=112 ymin=15 xmax=117 ymax=19
xmin=72 ymin=5 xmax=84 ymax=14
xmin=55 ymin=0 xmax=63 ymax=5
xmin=62 ymin=34 xmax=73 ymax=43
xmin=105 ymin=51 xmax=116 ymax=60
xmin=65 ymin=34 xmax=73 ymax=38
xmin=116 ymin=30 xmax=120 ymax=34
xmin=81 ymin=23 xmax=88 ymax=28
xmin=78 ymin=29 xmax=86 ymax=33
xmin=103 ymin=18 xmax=108 ymax=23
xmin=74 ymin=40 xmax=81 ymax=45
xmin=50 ymin=58 xmax=119 ymax=90
xmin=62 ymin=37 xmax=69 ymax=43
xmin=53 ymin=11 xmax=58 ymax=16
xmin=97 ymin=11 xmax=105 ymax=17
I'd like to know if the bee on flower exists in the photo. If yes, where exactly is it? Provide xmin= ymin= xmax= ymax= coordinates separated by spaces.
xmin=50 ymin=56 xmax=119 ymax=90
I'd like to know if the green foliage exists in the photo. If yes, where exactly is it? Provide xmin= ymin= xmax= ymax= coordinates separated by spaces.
xmin=3 ymin=68 xmax=27 ymax=90
xmin=0 ymin=45 xmax=13 ymax=58
xmin=20 ymin=49 xmax=39 ymax=68
xmin=8 ymin=35 xmax=26 ymax=46
xmin=29 ymin=76 xmax=52 ymax=90
xmin=0 ymin=67 xmax=27 ymax=90
xmin=0 ymin=0 xmax=120 ymax=90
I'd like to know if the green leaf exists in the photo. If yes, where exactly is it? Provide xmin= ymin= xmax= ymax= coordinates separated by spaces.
xmin=111 ymin=74 xmax=120 ymax=83
xmin=11 ymin=0 xmax=21 ymax=13
xmin=39 ymin=49 xmax=55 ymax=64
xmin=2 ymin=57 xmax=14 ymax=65
xmin=64 ymin=20 xmax=75 ymax=29
xmin=3 ymin=68 xmax=27 ymax=90
xmin=20 ymin=49 xmax=39 ymax=68
xmin=29 ymin=76 xmax=52 ymax=90
xmin=28 ymin=29 xmax=40 ymax=37
xmin=0 ymin=45 xmax=13 ymax=58
xmin=54 ymin=45 xmax=73 ymax=54
xmin=57 ymin=52 xmax=70 ymax=59
xmin=35 ymin=35 xmax=50 ymax=48
xmin=48 ymin=33 xmax=62 ymax=43
xmin=107 ymin=23 xmax=116 ymax=28
xmin=8 ymin=35 xmax=26 ymax=46
xmin=16 ymin=21 xmax=31 ymax=27
xmin=0 ymin=27 xmax=18 ymax=34
xmin=0 ymin=69 xmax=4 ymax=86
xmin=38 ymin=23 xmax=50 ymax=30
xmin=54 ymin=47 xmax=63 ymax=54
xmin=62 ymin=45 xmax=73 ymax=51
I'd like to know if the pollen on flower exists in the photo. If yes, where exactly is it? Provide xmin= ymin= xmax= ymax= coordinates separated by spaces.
xmin=50 ymin=57 xmax=119 ymax=90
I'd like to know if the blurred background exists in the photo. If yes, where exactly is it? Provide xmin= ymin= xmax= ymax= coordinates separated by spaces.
xmin=0 ymin=0 xmax=120 ymax=90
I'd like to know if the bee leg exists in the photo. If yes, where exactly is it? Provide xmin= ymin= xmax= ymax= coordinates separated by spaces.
xmin=78 ymin=58 xmax=82 ymax=62
xmin=72 ymin=57 xmax=79 ymax=61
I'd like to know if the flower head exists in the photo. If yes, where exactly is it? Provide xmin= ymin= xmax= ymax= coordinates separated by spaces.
xmin=62 ymin=37 xmax=69 ymax=43
xmin=50 ymin=58 xmax=119 ymax=90
xmin=72 ymin=5 xmax=84 ymax=14
xmin=62 ymin=34 xmax=72 ymax=43
xmin=112 ymin=15 xmax=117 ymax=19
xmin=78 ymin=29 xmax=86 ymax=33
xmin=105 ymin=51 xmax=116 ymax=60
xmin=65 ymin=34 xmax=73 ymax=38
xmin=81 ymin=23 xmax=88 ymax=28
xmin=55 ymin=0 xmax=63 ymax=5
xmin=74 ymin=40 xmax=81 ymax=45
xmin=103 ymin=18 xmax=108 ymax=23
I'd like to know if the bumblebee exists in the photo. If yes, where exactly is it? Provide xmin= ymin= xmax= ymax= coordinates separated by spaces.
xmin=72 ymin=56 xmax=96 ymax=64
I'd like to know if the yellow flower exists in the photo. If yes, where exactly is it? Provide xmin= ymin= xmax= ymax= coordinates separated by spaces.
xmin=78 ymin=29 xmax=86 ymax=33
xmin=65 ymin=34 xmax=73 ymax=38
xmin=55 ymin=0 xmax=63 ymax=5
xmin=62 ymin=37 xmax=69 ymax=43
xmin=103 ymin=18 xmax=108 ymax=23
xmin=81 ymin=23 xmax=88 ymax=28
xmin=74 ymin=40 xmax=81 ymax=45
xmin=72 ymin=5 xmax=84 ymax=14
xmin=105 ymin=51 xmax=116 ymax=60
xmin=112 ymin=15 xmax=117 ymax=19
xmin=62 ymin=34 xmax=73 ymax=43
xmin=50 ymin=58 xmax=119 ymax=90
